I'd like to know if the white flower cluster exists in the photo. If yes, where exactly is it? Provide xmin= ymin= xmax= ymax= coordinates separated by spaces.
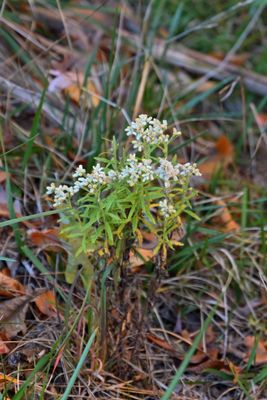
xmin=157 ymin=158 xmax=201 ymax=188
xmin=46 ymin=115 xmax=201 ymax=207
xmin=46 ymin=183 xmax=72 ymax=207
xmin=125 ymin=114 xmax=170 ymax=151
xmin=46 ymin=163 xmax=108 ymax=207
xmin=159 ymin=199 xmax=176 ymax=218
xmin=118 ymin=154 xmax=154 ymax=186
xmin=73 ymin=164 xmax=108 ymax=194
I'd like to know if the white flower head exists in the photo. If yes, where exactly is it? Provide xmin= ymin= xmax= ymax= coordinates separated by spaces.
xmin=46 ymin=182 xmax=57 ymax=195
xmin=125 ymin=114 xmax=168 ymax=151
xmin=73 ymin=165 xmax=86 ymax=178
xmin=159 ymin=199 xmax=176 ymax=218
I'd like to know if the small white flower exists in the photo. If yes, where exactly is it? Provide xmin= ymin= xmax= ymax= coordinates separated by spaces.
xmin=125 ymin=114 xmax=169 ymax=151
xmin=46 ymin=182 xmax=56 ymax=195
xmin=159 ymin=199 xmax=176 ymax=218
xmin=73 ymin=164 xmax=86 ymax=178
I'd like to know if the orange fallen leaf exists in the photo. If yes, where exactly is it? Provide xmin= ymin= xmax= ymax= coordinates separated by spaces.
xmin=0 ymin=338 xmax=10 ymax=354
xmin=0 ymin=272 xmax=25 ymax=298
xmin=49 ymin=70 xmax=100 ymax=107
xmin=129 ymin=247 xmax=155 ymax=271
xmin=216 ymin=200 xmax=240 ymax=232
xmin=0 ymin=171 xmax=8 ymax=183
xmin=215 ymin=135 xmax=234 ymax=159
xmin=245 ymin=336 xmax=267 ymax=365
xmin=255 ymin=113 xmax=267 ymax=129
xmin=0 ymin=372 xmax=18 ymax=385
xmin=34 ymin=290 xmax=57 ymax=317
xmin=199 ymin=135 xmax=234 ymax=180
xmin=210 ymin=51 xmax=249 ymax=67
xmin=228 ymin=361 xmax=243 ymax=384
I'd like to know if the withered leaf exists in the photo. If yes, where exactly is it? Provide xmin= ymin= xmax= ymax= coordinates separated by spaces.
xmin=0 ymin=272 xmax=25 ymax=298
xmin=0 ymin=295 xmax=32 ymax=339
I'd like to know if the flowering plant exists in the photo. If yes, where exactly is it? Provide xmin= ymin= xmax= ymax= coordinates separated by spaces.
xmin=46 ymin=115 xmax=201 ymax=277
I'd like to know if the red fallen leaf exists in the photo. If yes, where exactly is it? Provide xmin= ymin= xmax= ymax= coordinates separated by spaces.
xmin=0 ymin=272 xmax=25 ymax=298
xmin=34 ymin=290 xmax=57 ymax=317
xmin=245 ymin=336 xmax=267 ymax=365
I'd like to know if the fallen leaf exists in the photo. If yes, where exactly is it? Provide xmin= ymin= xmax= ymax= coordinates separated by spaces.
xmin=0 ymin=373 xmax=18 ymax=390
xmin=216 ymin=199 xmax=240 ymax=232
xmin=0 ymin=295 xmax=32 ymax=339
xmin=0 ymin=338 xmax=10 ymax=354
xmin=0 ymin=272 xmax=25 ymax=298
xmin=0 ymin=186 xmax=21 ymax=219
xmin=129 ymin=248 xmax=155 ymax=270
xmin=255 ymin=113 xmax=267 ymax=129
xmin=49 ymin=70 xmax=100 ymax=107
xmin=228 ymin=361 xmax=242 ymax=384
xmin=245 ymin=336 xmax=267 ymax=365
xmin=210 ymin=51 xmax=249 ymax=67
xmin=199 ymin=135 xmax=234 ymax=180
xmin=0 ymin=171 xmax=8 ymax=183
xmin=147 ymin=334 xmax=182 ymax=359
xmin=27 ymin=228 xmax=62 ymax=251
xmin=34 ymin=290 xmax=57 ymax=317
xmin=215 ymin=135 xmax=234 ymax=158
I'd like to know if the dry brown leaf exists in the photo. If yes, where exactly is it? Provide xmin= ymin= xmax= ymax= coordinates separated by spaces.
xmin=0 ymin=295 xmax=32 ymax=339
xmin=147 ymin=334 xmax=182 ymax=359
xmin=34 ymin=290 xmax=57 ymax=317
xmin=245 ymin=336 xmax=267 ymax=365
xmin=0 ymin=272 xmax=25 ymax=298
xmin=27 ymin=228 xmax=62 ymax=251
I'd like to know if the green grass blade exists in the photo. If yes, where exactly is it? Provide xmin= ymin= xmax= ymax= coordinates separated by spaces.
xmin=22 ymin=86 xmax=47 ymax=168
xmin=160 ymin=302 xmax=219 ymax=400
xmin=0 ymin=256 xmax=16 ymax=262
xmin=61 ymin=329 xmax=97 ymax=400
xmin=0 ymin=209 xmax=67 ymax=229
xmin=13 ymin=353 xmax=51 ymax=400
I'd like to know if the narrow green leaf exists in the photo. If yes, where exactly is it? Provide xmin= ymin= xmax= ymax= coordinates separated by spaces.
xmin=61 ymin=330 xmax=97 ymax=400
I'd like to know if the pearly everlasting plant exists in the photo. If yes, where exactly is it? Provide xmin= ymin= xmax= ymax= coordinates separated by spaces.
xmin=46 ymin=115 xmax=201 ymax=272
